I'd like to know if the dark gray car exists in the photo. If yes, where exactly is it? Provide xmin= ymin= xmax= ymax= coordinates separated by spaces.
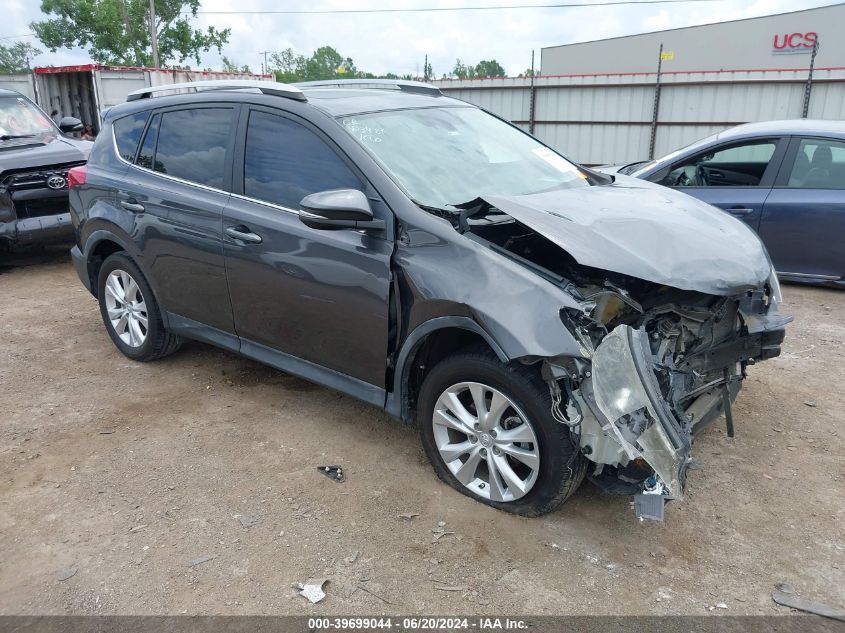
xmin=0 ymin=89 xmax=91 ymax=251
xmin=69 ymin=80 xmax=790 ymax=520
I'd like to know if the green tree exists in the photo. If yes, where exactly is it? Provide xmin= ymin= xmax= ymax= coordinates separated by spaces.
xmin=270 ymin=48 xmax=306 ymax=82
xmin=0 ymin=42 xmax=42 ymax=73
xmin=423 ymin=59 xmax=433 ymax=81
xmin=221 ymin=55 xmax=249 ymax=74
xmin=451 ymin=58 xmax=471 ymax=79
xmin=303 ymin=46 xmax=356 ymax=81
xmin=474 ymin=59 xmax=506 ymax=78
xmin=31 ymin=0 xmax=230 ymax=67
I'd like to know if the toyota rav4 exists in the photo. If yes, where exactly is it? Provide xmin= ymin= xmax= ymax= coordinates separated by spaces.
xmin=69 ymin=80 xmax=790 ymax=519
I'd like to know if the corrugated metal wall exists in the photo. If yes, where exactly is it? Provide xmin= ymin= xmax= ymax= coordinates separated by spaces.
xmin=2 ymin=66 xmax=272 ymax=132
xmin=432 ymin=68 xmax=845 ymax=165
xmin=0 ymin=73 xmax=37 ymax=100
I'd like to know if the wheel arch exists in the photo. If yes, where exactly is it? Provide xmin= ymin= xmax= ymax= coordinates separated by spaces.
xmin=82 ymin=229 xmax=170 ymax=329
xmin=387 ymin=317 xmax=509 ymax=424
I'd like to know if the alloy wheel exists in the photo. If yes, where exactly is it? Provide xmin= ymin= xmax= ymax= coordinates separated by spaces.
xmin=104 ymin=269 xmax=148 ymax=348
xmin=432 ymin=381 xmax=540 ymax=502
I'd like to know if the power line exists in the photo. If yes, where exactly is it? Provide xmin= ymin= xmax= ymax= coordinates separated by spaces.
xmin=191 ymin=0 xmax=721 ymax=15
xmin=0 ymin=32 xmax=37 ymax=41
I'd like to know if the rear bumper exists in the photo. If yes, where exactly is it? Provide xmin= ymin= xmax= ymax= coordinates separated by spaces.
xmin=0 ymin=213 xmax=74 ymax=250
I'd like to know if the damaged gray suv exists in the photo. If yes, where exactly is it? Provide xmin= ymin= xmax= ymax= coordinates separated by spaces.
xmin=69 ymin=80 xmax=790 ymax=520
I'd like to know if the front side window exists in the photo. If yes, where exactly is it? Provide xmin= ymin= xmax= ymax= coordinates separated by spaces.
xmin=787 ymin=138 xmax=845 ymax=189
xmin=0 ymin=95 xmax=54 ymax=138
xmin=338 ymin=106 xmax=588 ymax=210
xmin=153 ymin=108 xmax=233 ymax=189
xmin=113 ymin=111 xmax=149 ymax=162
xmin=660 ymin=140 xmax=777 ymax=187
xmin=243 ymin=111 xmax=361 ymax=209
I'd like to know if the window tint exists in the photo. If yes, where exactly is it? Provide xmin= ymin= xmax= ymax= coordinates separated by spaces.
xmin=244 ymin=111 xmax=361 ymax=209
xmin=154 ymin=108 xmax=233 ymax=188
xmin=787 ymin=138 xmax=845 ymax=189
xmin=137 ymin=113 xmax=159 ymax=170
xmin=661 ymin=140 xmax=776 ymax=187
xmin=113 ymin=112 xmax=149 ymax=162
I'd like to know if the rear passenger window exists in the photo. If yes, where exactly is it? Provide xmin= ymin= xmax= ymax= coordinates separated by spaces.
xmin=153 ymin=108 xmax=233 ymax=189
xmin=137 ymin=113 xmax=159 ymax=170
xmin=113 ymin=112 xmax=148 ymax=162
xmin=243 ymin=111 xmax=361 ymax=209
xmin=787 ymin=139 xmax=845 ymax=189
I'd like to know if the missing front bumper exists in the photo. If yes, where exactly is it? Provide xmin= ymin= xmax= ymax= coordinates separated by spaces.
xmin=587 ymin=325 xmax=689 ymax=501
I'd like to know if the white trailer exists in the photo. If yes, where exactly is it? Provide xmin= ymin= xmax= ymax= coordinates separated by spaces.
xmin=1 ymin=64 xmax=273 ymax=132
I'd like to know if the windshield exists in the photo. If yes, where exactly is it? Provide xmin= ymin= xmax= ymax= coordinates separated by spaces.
xmin=340 ymin=106 xmax=589 ymax=209
xmin=0 ymin=96 xmax=55 ymax=137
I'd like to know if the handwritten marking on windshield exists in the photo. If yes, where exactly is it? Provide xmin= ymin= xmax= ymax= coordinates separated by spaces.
xmin=342 ymin=117 xmax=385 ymax=144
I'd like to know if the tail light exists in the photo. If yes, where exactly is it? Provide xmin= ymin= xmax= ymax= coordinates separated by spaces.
xmin=67 ymin=165 xmax=87 ymax=189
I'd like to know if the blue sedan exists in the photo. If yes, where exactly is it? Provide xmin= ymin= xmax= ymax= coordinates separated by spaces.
xmin=601 ymin=120 xmax=845 ymax=287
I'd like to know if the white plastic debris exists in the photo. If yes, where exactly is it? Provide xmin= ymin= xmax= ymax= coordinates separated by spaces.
xmin=298 ymin=579 xmax=328 ymax=604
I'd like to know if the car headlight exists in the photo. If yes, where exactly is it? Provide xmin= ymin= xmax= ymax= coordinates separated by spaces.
xmin=767 ymin=265 xmax=782 ymax=307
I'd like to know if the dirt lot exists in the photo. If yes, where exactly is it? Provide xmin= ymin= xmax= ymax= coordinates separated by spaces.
xmin=0 ymin=252 xmax=843 ymax=616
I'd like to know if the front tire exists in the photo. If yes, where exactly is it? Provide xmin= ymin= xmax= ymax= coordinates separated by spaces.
xmin=418 ymin=346 xmax=586 ymax=517
xmin=96 ymin=252 xmax=181 ymax=362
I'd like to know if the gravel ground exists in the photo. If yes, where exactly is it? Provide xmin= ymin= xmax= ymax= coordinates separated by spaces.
xmin=0 ymin=252 xmax=843 ymax=616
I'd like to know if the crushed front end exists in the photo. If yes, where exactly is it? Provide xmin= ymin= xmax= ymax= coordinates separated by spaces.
xmin=547 ymin=274 xmax=791 ymax=521
xmin=456 ymin=191 xmax=793 ymax=520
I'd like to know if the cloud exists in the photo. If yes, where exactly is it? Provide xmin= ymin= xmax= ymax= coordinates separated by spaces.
xmin=2 ymin=0 xmax=835 ymax=76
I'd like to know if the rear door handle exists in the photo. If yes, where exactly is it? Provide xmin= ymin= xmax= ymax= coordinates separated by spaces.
xmin=727 ymin=207 xmax=754 ymax=215
xmin=225 ymin=225 xmax=263 ymax=244
xmin=119 ymin=200 xmax=145 ymax=213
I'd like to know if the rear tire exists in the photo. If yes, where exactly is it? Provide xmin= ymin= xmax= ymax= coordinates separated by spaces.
xmin=418 ymin=345 xmax=586 ymax=517
xmin=96 ymin=252 xmax=181 ymax=362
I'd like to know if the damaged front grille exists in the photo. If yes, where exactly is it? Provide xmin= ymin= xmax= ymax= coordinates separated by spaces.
xmin=0 ymin=162 xmax=85 ymax=219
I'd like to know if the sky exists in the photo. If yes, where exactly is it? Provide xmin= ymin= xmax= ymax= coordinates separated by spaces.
xmin=1 ymin=0 xmax=837 ymax=77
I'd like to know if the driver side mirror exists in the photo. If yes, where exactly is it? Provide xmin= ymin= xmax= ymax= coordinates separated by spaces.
xmin=58 ymin=116 xmax=83 ymax=133
xmin=298 ymin=189 xmax=385 ymax=231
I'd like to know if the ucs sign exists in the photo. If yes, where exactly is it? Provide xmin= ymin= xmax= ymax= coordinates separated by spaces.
xmin=772 ymin=32 xmax=818 ymax=54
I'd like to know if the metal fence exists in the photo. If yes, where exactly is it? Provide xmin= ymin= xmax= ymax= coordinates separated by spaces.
xmin=432 ymin=66 xmax=845 ymax=165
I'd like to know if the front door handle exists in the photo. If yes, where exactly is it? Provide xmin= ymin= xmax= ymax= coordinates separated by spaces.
xmin=727 ymin=207 xmax=754 ymax=215
xmin=225 ymin=225 xmax=263 ymax=244
xmin=119 ymin=199 xmax=145 ymax=213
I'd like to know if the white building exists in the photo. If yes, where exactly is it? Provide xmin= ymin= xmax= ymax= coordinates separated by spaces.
xmin=433 ymin=4 xmax=845 ymax=164
xmin=541 ymin=3 xmax=844 ymax=75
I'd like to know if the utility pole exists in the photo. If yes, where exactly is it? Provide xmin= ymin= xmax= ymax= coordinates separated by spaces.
xmin=149 ymin=0 xmax=160 ymax=68
xmin=259 ymin=51 xmax=271 ymax=76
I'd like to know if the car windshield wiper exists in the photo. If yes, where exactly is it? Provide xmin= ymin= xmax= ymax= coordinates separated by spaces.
xmin=0 ymin=133 xmax=37 ymax=141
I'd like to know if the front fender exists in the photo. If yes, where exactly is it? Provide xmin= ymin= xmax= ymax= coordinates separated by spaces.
xmin=385 ymin=316 xmax=507 ymax=422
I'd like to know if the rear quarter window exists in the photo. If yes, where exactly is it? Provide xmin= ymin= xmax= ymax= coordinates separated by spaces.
xmin=113 ymin=112 xmax=149 ymax=163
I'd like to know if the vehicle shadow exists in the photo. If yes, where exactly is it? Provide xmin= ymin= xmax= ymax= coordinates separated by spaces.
xmin=0 ymin=247 xmax=71 ymax=273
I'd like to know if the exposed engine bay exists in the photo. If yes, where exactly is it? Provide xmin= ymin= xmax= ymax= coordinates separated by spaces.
xmin=437 ymin=196 xmax=792 ymax=521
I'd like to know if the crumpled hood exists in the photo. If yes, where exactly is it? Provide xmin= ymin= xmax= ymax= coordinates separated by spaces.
xmin=484 ymin=175 xmax=772 ymax=295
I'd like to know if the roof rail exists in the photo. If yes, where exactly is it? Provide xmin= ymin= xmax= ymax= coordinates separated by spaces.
xmin=294 ymin=79 xmax=442 ymax=96
xmin=126 ymin=80 xmax=306 ymax=102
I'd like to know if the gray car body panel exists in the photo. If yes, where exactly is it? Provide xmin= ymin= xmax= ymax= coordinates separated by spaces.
xmin=483 ymin=175 xmax=772 ymax=296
